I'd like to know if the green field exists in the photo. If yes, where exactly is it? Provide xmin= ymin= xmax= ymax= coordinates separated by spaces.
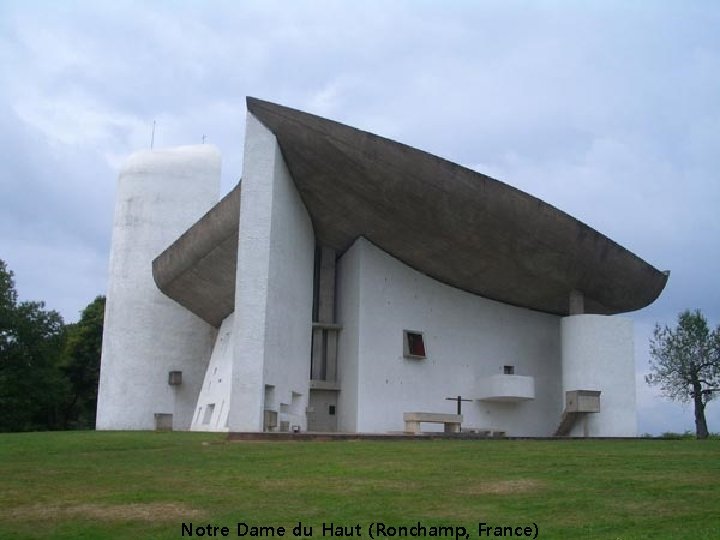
xmin=0 ymin=432 xmax=718 ymax=539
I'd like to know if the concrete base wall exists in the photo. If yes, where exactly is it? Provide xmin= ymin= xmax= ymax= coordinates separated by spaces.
xmin=337 ymin=238 xmax=564 ymax=436
xmin=561 ymin=315 xmax=637 ymax=437
xmin=228 ymin=113 xmax=314 ymax=432
xmin=96 ymin=146 xmax=220 ymax=431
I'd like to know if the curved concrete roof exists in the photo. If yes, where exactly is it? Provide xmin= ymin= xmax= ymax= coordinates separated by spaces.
xmin=152 ymin=183 xmax=240 ymax=327
xmin=153 ymin=97 xmax=668 ymax=326
xmin=246 ymin=97 xmax=667 ymax=316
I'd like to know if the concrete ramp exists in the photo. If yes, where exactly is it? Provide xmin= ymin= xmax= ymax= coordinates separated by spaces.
xmin=554 ymin=411 xmax=586 ymax=437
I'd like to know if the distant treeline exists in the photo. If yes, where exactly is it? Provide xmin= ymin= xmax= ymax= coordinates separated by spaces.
xmin=0 ymin=259 xmax=103 ymax=432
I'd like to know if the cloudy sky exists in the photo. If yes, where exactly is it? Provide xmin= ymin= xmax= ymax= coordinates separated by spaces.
xmin=1 ymin=0 xmax=718 ymax=435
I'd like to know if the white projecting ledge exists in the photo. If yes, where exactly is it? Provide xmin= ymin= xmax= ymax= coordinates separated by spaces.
xmin=476 ymin=374 xmax=535 ymax=402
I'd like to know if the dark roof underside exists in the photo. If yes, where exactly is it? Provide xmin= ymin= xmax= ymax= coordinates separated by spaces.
xmin=247 ymin=97 xmax=668 ymax=316
xmin=152 ymin=184 xmax=240 ymax=327
xmin=153 ymin=97 xmax=668 ymax=326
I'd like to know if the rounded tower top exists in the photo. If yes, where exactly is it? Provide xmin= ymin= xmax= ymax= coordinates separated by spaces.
xmin=121 ymin=144 xmax=221 ymax=178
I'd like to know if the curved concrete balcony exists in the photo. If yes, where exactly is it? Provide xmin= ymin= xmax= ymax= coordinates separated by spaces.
xmin=476 ymin=374 xmax=535 ymax=402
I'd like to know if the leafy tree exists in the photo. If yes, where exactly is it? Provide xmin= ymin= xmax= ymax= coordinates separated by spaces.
xmin=0 ymin=259 xmax=67 ymax=431
xmin=60 ymin=295 xmax=105 ymax=429
xmin=646 ymin=310 xmax=720 ymax=439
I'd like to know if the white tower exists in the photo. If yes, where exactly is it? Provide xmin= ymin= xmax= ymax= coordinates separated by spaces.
xmin=96 ymin=145 xmax=221 ymax=430
xmin=561 ymin=314 xmax=637 ymax=437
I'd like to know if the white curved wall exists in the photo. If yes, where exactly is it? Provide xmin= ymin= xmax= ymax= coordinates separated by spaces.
xmin=561 ymin=315 xmax=637 ymax=437
xmin=97 ymin=145 xmax=221 ymax=430
xmin=337 ymin=238 xmax=564 ymax=436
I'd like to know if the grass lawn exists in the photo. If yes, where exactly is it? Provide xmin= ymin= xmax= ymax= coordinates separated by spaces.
xmin=0 ymin=432 xmax=718 ymax=539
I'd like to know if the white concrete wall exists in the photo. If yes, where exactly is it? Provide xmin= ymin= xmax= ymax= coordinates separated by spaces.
xmin=263 ymin=132 xmax=315 ymax=431
xmin=228 ymin=113 xmax=314 ymax=432
xmin=336 ymin=238 xmax=564 ymax=436
xmin=336 ymin=240 xmax=362 ymax=432
xmin=97 ymin=145 xmax=220 ymax=430
xmin=561 ymin=315 xmax=637 ymax=437
xmin=191 ymin=313 xmax=234 ymax=432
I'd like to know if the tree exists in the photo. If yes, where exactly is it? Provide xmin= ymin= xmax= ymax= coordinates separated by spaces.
xmin=646 ymin=310 xmax=720 ymax=439
xmin=59 ymin=295 xmax=105 ymax=429
xmin=0 ymin=259 xmax=67 ymax=431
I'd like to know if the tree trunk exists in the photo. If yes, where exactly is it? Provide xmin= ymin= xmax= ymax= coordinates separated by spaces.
xmin=692 ymin=380 xmax=709 ymax=439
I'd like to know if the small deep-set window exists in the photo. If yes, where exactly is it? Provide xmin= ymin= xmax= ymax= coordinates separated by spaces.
xmin=203 ymin=403 xmax=215 ymax=425
xmin=403 ymin=330 xmax=426 ymax=359
xmin=168 ymin=371 xmax=182 ymax=386
xmin=503 ymin=365 xmax=515 ymax=375
xmin=329 ymin=405 xmax=336 ymax=416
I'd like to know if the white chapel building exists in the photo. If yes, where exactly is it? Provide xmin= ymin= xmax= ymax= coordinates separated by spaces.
xmin=96 ymin=98 xmax=668 ymax=437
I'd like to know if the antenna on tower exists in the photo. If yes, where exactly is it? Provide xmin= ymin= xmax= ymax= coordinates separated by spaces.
xmin=150 ymin=120 xmax=156 ymax=149
xmin=202 ymin=134 xmax=207 ymax=144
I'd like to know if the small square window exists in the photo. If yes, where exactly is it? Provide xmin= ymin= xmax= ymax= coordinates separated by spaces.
xmin=328 ymin=405 xmax=336 ymax=416
xmin=403 ymin=330 xmax=426 ymax=359
xmin=503 ymin=365 xmax=515 ymax=375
